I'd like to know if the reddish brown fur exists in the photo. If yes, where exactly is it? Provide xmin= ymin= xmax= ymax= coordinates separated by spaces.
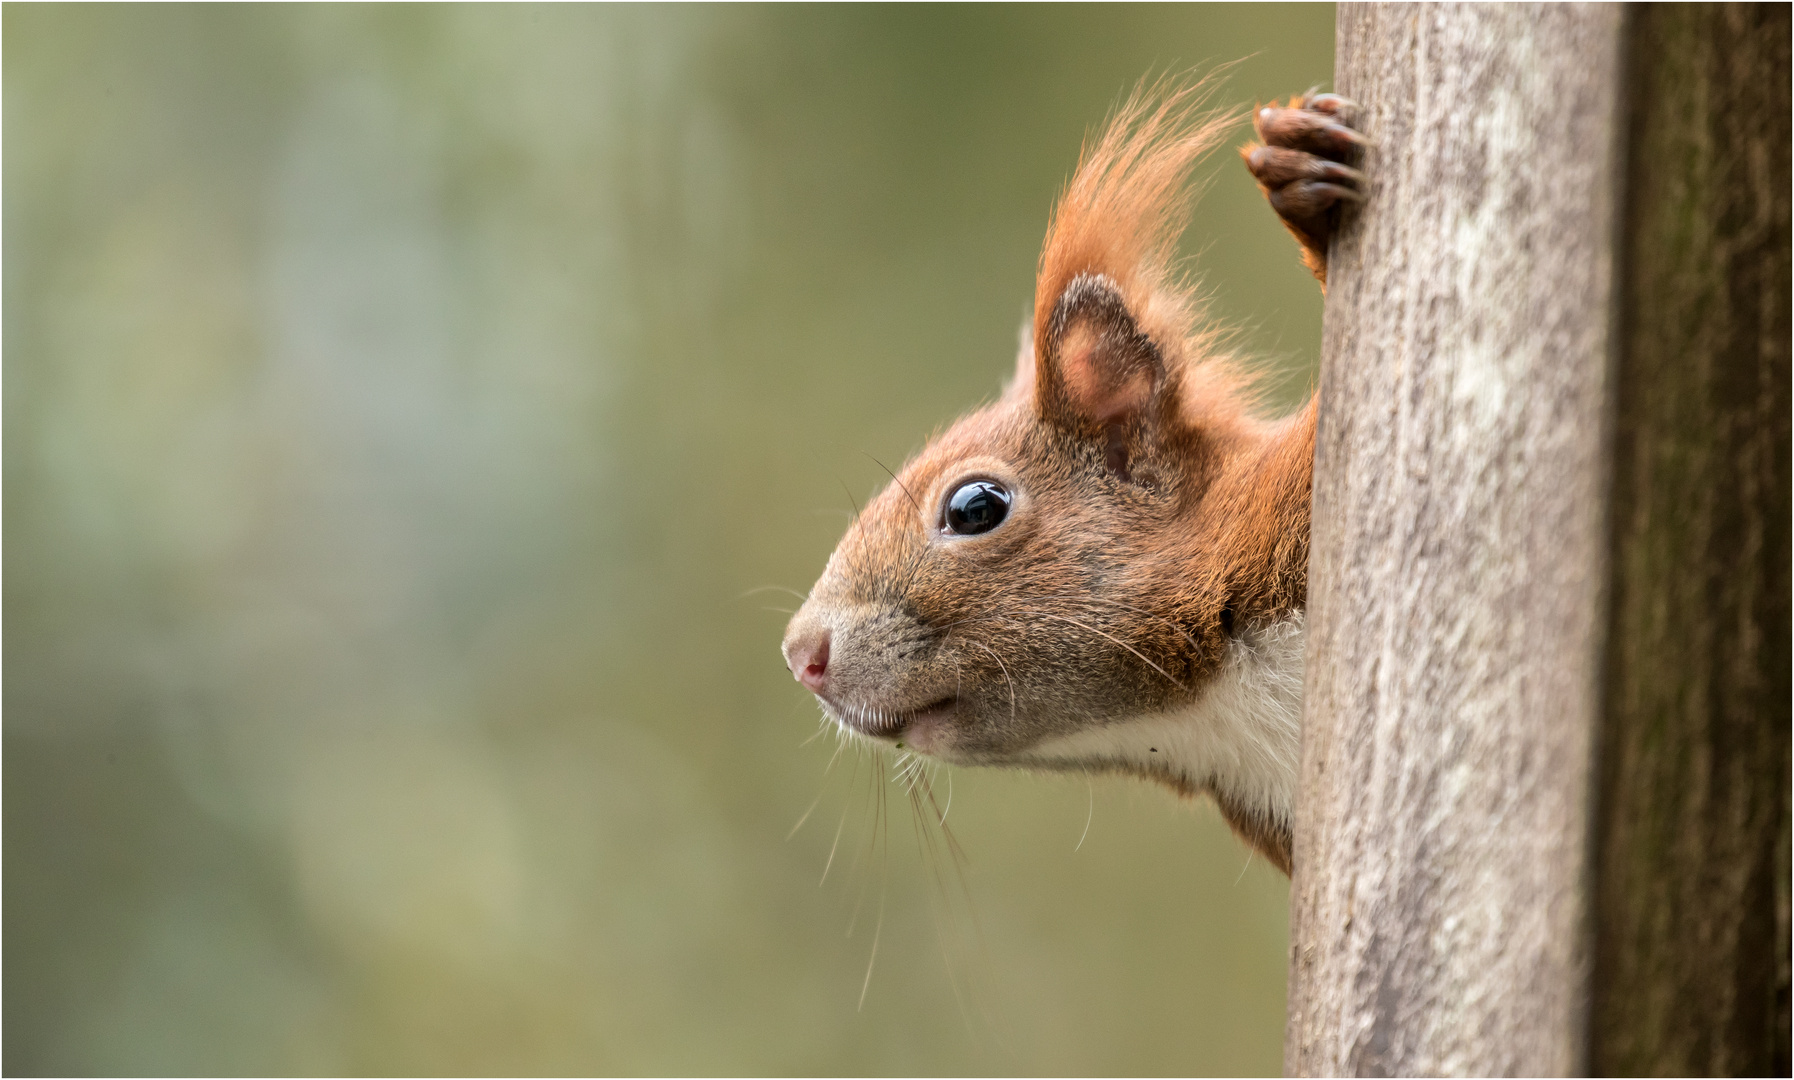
xmin=784 ymin=78 xmax=1333 ymax=874
xmin=1034 ymin=81 xmax=1233 ymax=375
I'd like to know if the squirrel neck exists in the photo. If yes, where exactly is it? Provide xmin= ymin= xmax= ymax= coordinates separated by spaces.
xmin=1196 ymin=393 xmax=1316 ymax=629
xmin=1020 ymin=610 xmax=1306 ymax=872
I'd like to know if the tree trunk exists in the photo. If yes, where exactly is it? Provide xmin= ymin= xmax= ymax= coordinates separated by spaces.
xmin=1591 ymin=6 xmax=1792 ymax=1076
xmin=1287 ymin=3 xmax=1790 ymax=1076
xmin=1287 ymin=6 xmax=1621 ymax=1074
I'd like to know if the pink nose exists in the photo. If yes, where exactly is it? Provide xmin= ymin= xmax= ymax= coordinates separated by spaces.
xmin=784 ymin=630 xmax=830 ymax=693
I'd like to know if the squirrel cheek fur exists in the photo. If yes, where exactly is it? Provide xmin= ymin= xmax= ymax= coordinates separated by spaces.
xmin=783 ymin=81 xmax=1359 ymax=875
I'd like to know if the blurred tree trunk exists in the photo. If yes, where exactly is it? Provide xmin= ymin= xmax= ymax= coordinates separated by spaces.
xmin=1592 ymin=5 xmax=1791 ymax=1076
xmin=1288 ymin=4 xmax=1790 ymax=1076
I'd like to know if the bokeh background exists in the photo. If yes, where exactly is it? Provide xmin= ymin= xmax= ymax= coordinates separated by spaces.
xmin=5 ymin=5 xmax=1333 ymax=1075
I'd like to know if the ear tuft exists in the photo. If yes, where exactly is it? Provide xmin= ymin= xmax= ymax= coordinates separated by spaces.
xmin=1027 ymin=74 xmax=1231 ymax=437
xmin=1040 ymin=273 xmax=1162 ymax=427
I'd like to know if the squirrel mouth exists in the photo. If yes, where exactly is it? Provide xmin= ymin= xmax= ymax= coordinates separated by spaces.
xmin=821 ymin=695 xmax=957 ymax=739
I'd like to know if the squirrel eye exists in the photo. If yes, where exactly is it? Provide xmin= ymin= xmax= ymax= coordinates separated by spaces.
xmin=943 ymin=480 xmax=1011 ymax=535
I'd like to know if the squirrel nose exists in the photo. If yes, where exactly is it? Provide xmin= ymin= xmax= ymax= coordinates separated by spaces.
xmin=784 ymin=629 xmax=831 ymax=693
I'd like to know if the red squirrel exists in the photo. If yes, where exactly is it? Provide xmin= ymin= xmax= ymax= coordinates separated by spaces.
xmin=781 ymin=82 xmax=1364 ymax=874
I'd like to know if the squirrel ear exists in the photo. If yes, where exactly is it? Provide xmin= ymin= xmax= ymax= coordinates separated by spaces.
xmin=1036 ymin=273 xmax=1163 ymax=429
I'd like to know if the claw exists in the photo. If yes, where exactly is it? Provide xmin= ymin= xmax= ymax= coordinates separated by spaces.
xmin=1308 ymin=93 xmax=1358 ymax=119
xmin=1315 ymin=159 xmax=1366 ymax=186
xmin=1268 ymin=180 xmax=1363 ymax=220
xmin=1245 ymin=145 xmax=1367 ymax=189
xmin=1320 ymin=120 xmax=1370 ymax=149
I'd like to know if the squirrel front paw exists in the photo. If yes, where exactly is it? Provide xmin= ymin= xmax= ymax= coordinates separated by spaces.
xmin=1242 ymin=91 xmax=1366 ymax=285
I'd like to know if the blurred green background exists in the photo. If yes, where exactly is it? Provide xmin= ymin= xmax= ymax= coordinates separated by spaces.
xmin=5 ymin=5 xmax=1332 ymax=1075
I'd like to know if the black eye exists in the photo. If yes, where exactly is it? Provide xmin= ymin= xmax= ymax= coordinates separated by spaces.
xmin=944 ymin=480 xmax=1011 ymax=535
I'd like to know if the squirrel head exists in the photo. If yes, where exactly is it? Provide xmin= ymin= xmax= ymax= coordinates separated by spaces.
xmin=782 ymin=80 xmax=1310 ymax=792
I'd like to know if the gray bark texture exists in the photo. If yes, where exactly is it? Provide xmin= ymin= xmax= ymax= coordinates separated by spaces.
xmin=1592 ymin=6 xmax=1792 ymax=1077
xmin=1290 ymin=4 xmax=1792 ymax=1077
xmin=1289 ymin=5 xmax=1622 ymax=1075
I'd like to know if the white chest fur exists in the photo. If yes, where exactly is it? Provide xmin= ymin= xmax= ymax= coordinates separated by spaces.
xmin=1020 ymin=612 xmax=1306 ymax=823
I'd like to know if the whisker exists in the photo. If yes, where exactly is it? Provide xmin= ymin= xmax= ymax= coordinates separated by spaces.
xmin=804 ymin=706 xmax=991 ymax=1030
xmin=906 ymin=774 xmax=979 ymax=1039
xmin=739 ymin=584 xmax=809 ymax=601
xmin=931 ymin=611 xmax=1032 ymax=636
xmin=858 ymin=890 xmax=885 ymax=1012
xmin=864 ymin=452 xmax=922 ymax=517
xmin=967 ymin=640 xmax=1017 ymax=723
xmin=849 ymin=744 xmax=882 ymax=909
xmin=838 ymin=478 xmax=863 ymax=523
xmin=919 ymin=767 xmax=999 ymax=1041
xmin=862 ymin=453 xmax=933 ymax=593
xmin=788 ymin=788 xmax=825 ymax=841
xmin=1034 ymin=593 xmax=1205 ymax=653
xmin=823 ymin=731 xmax=849 ymax=772
xmin=918 ymin=770 xmax=976 ymax=913
xmin=819 ymin=803 xmax=848 ymax=886
xmin=1075 ymin=779 xmax=1095 ymax=852
xmin=902 ymin=755 xmax=929 ymax=794
xmin=846 ymin=754 xmax=878 ymax=931
xmin=1030 ymin=612 xmax=1188 ymax=690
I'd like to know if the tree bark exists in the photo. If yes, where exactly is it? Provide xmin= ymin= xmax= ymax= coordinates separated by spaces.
xmin=1591 ymin=6 xmax=1792 ymax=1076
xmin=1290 ymin=4 xmax=1792 ymax=1076
xmin=1288 ymin=5 xmax=1622 ymax=1075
